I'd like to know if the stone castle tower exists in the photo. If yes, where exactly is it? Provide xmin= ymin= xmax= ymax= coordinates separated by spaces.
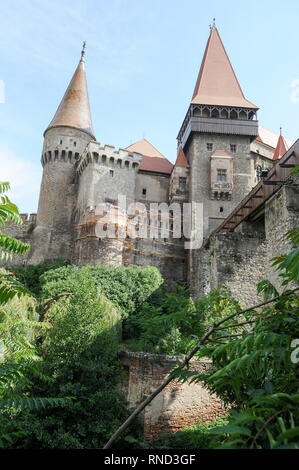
xmin=26 ymin=25 xmax=290 ymax=293
xmin=30 ymin=45 xmax=96 ymax=264
xmin=176 ymin=26 xmax=259 ymax=293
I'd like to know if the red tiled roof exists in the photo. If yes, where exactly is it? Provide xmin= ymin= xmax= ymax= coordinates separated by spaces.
xmin=191 ymin=27 xmax=258 ymax=109
xmin=254 ymin=126 xmax=293 ymax=149
xmin=126 ymin=138 xmax=173 ymax=174
xmin=126 ymin=138 xmax=165 ymax=159
xmin=273 ymin=134 xmax=288 ymax=161
xmin=174 ymin=147 xmax=189 ymax=167
xmin=139 ymin=155 xmax=173 ymax=174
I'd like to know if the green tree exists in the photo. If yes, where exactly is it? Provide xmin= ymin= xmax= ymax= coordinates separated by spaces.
xmin=0 ymin=182 xmax=31 ymax=304
xmin=9 ymin=270 xmax=128 ymax=449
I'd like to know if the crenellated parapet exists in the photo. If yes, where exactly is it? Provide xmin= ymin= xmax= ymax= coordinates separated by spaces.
xmin=41 ymin=148 xmax=81 ymax=167
xmin=76 ymin=141 xmax=142 ymax=176
xmin=19 ymin=213 xmax=37 ymax=224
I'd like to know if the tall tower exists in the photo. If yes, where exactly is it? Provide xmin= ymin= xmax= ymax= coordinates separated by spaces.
xmin=177 ymin=25 xmax=259 ymax=295
xmin=30 ymin=44 xmax=96 ymax=264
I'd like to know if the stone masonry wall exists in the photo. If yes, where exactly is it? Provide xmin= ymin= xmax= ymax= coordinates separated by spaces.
xmin=209 ymin=221 xmax=267 ymax=307
xmin=196 ymin=182 xmax=299 ymax=307
xmin=265 ymin=183 xmax=299 ymax=290
xmin=119 ymin=351 xmax=226 ymax=443
xmin=0 ymin=214 xmax=36 ymax=267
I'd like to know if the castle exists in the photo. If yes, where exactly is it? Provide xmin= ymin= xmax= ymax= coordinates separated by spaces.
xmin=8 ymin=25 xmax=298 ymax=299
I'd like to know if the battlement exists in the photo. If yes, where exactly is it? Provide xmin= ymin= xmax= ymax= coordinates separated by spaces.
xmin=77 ymin=141 xmax=142 ymax=176
xmin=41 ymin=149 xmax=81 ymax=166
xmin=19 ymin=213 xmax=37 ymax=224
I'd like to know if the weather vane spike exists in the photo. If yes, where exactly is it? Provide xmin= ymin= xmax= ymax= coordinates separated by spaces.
xmin=280 ymin=125 xmax=282 ymax=135
xmin=81 ymin=41 xmax=86 ymax=59
xmin=213 ymin=18 xmax=216 ymax=27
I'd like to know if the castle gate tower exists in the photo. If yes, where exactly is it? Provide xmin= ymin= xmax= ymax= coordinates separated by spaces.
xmin=30 ymin=44 xmax=96 ymax=264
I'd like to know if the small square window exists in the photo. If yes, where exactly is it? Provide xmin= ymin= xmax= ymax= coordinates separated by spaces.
xmin=207 ymin=143 xmax=213 ymax=151
xmin=142 ymin=188 xmax=147 ymax=195
xmin=217 ymin=169 xmax=227 ymax=182
xmin=109 ymin=170 xmax=114 ymax=177
xmin=230 ymin=144 xmax=236 ymax=153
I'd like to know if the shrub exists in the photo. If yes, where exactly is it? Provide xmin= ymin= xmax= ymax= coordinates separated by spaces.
xmin=10 ymin=259 xmax=68 ymax=296
xmin=154 ymin=418 xmax=228 ymax=449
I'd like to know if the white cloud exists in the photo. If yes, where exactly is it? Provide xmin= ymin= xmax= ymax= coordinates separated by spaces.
xmin=0 ymin=145 xmax=41 ymax=212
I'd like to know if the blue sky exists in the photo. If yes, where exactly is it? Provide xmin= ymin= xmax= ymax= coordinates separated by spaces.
xmin=0 ymin=0 xmax=298 ymax=213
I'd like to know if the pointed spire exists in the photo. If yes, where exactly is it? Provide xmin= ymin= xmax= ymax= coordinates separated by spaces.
xmin=191 ymin=26 xmax=258 ymax=109
xmin=45 ymin=42 xmax=95 ymax=139
xmin=273 ymin=130 xmax=288 ymax=161
xmin=81 ymin=41 xmax=86 ymax=61
xmin=174 ymin=147 xmax=189 ymax=168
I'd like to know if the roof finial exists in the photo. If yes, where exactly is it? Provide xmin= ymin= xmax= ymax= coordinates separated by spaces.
xmin=280 ymin=125 xmax=282 ymax=136
xmin=81 ymin=41 xmax=86 ymax=60
xmin=213 ymin=18 xmax=216 ymax=27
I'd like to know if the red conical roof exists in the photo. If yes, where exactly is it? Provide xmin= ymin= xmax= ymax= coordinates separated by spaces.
xmin=174 ymin=147 xmax=189 ymax=167
xmin=191 ymin=27 xmax=258 ymax=109
xmin=45 ymin=55 xmax=95 ymax=139
xmin=273 ymin=133 xmax=288 ymax=161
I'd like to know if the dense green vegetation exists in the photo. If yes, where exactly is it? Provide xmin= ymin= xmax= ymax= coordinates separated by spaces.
xmin=0 ymin=263 xmax=162 ymax=448
xmin=153 ymin=417 xmax=228 ymax=449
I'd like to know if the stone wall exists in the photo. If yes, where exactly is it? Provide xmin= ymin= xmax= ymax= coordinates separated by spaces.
xmin=194 ymin=182 xmax=299 ymax=307
xmin=209 ymin=221 xmax=267 ymax=307
xmin=136 ymin=172 xmax=170 ymax=204
xmin=0 ymin=214 xmax=36 ymax=267
xmin=119 ymin=351 xmax=226 ymax=443
xmin=265 ymin=183 xmax=299 ymax=290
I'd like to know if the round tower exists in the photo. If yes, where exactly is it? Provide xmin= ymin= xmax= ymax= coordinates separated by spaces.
xmin=30 ymin=44 xmax=96 ymax=264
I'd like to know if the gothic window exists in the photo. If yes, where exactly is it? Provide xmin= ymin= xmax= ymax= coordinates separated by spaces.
xmin=142 ymin=188 xmax=147 ymax=196
xmin=230 ymin=144 xmax=237 ymax=153
xmin=74 ymin=141 xmax=76 ymax=147
xmin=217 ymin=169 xmax=227 ymax=182
xmin=211 ymin=108 xmax=219 ymax=118
xmin=179 ymin=177 xmax=187 ymax=191
xmin=109 ymin=170 xmax=114 ymax=177
xmin=207 ymin=143 xmax=213 ymax=151
xmin=59 ymin=140 xmax=62 ymax=145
